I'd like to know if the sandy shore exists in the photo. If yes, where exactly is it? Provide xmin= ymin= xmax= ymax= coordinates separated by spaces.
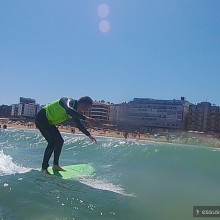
xmin=2 ymin=121 xmax=164 ymax=141
xmin=2 ymin=121 xmax=220 ymax=147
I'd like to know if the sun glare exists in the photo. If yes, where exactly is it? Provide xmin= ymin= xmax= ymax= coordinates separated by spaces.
xmin=97 ymin=4 xmax=110 ymax=33
xmin=97 ymin=4 xmax=109 ymax=18
xmin=99 ymin=20 xmax=110 ymax=33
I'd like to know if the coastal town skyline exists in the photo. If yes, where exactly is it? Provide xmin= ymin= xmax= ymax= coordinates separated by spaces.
xmin=0 ymin=1 xmax=219 ymax=106
xmin=1 ymin=96 xmax=220 ymax=134
xmin=0 ymin=95 xmax=220 ymax=107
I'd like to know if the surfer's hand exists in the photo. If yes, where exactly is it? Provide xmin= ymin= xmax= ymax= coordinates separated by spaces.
xmin=89 ymin=135 xmax=97 ymax=143
xmin=85 ymin=117 xmax=95 ymax=124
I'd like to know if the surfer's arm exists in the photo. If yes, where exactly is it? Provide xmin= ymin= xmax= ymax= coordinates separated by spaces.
xmin=74 ymin=119 xmax=97 ymax=143
xmin=60 ymin=97 xmax=97 ymax=143
xmin=74 ymin=118 xmax=90 ymax=136
xmin=59 ymin=97 xmax=86 ymax=120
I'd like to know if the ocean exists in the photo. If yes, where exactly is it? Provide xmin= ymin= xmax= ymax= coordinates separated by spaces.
xmin=0 ymin=128 xmax=220 ymax=220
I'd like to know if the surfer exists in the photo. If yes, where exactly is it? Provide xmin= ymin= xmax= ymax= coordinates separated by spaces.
xmin=35 ymin=96 xmax=97 ymax=174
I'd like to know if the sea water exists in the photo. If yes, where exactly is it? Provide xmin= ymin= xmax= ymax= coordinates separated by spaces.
xmin=0 ymin=128 xmax=220 ymax=220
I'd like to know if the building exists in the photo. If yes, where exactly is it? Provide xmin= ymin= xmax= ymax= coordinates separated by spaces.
xmin=209 ymin=105 xmax=220 ymax=132
xmin=23 ymin=103 xmax=37 ymax=117
xmin=11 ymin=104 xmax=19 ymax=117
xmin=0 ymin=105 xmax=12 ymax=118
xmin=127 ymin=97 xmax=190 ymax=131
xmin=187 ymin=102 xmax=220 ymax=132
xmin=11 ymin=97 xmax=41 ymax=119
xmin=19 ymin=97 xmax=36 ymax=116
xmin=20 ymin=97 xmax=36 ymax=105
xmin=187 ymin=102 xmax=210 ymax=132
xmin=17 ymin=103 xmax=23 ymax=116
xmin=109 ymin=103 xmax=129 ymax=128
xmin=87 ymin=101 xmax=110 ymax=126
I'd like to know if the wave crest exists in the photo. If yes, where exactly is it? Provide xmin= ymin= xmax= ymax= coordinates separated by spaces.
xmin=0 ymin=150 xmax=31 ymax=176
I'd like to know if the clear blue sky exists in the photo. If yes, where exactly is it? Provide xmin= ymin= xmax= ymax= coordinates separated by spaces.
xmin=0 ymin=0 xmax=219 ymax=106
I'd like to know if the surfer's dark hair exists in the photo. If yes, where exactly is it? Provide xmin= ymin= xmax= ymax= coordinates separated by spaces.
xmin=78 ymin=96 xmax=93 ymax=106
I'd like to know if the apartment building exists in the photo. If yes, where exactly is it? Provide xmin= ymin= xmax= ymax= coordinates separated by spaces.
xmin=109 ymin=103 xmax=129 ymax=127
xmin=0 ymin=105 xmax=12 ymax=117
xmin=187 ymin=102 xmax=220 ymax=132
xmin=209 ymin=106 xmax=220 ymax=132
xmin=11 ymin=97 xmax=41 ymax=118
xmin=20 ymin=97 xmax=36 ymax=104
xmin=127 ymin=97 xmax=190 ymax=131
xmin=87 ymin=101 xmax=110 ymax=125
xmin=23 ymin=103 xmax=37 ymax=117
xmin=11 ymin=104 xmax=19 ymax=117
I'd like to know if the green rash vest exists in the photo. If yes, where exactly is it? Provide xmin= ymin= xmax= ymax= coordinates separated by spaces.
xmin=43 ymin=99 xmax=73 ymax=125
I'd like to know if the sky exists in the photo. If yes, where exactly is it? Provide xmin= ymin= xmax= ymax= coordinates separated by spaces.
xmin=0 ymin=0 xmax=219 ymax=106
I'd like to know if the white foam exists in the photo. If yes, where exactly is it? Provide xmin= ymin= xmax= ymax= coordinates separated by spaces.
xmin=0 ymin=150 xmax=31 ymax=176
xmin=79 ymin=177 xmax=134 ymax=197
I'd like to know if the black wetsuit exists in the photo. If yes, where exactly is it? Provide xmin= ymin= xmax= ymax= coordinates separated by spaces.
xmin=35 ymin=97 xmax=90 ymax=170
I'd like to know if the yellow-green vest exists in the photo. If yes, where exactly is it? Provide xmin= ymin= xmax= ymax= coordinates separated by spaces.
xmin=43 ymin=99 xmax=73 ymax=125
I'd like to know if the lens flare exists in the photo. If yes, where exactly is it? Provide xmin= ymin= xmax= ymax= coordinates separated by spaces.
xmin=97 ymin=4 xmax=110 ymax=18
xmin=99 ymin=20 xmax=110 ymax=33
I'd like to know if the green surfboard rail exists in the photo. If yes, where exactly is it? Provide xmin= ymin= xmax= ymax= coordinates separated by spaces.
xmin=47 ymin=164 xmax=95 ymax=179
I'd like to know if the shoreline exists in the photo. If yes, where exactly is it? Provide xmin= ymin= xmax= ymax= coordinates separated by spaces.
xmin=3 ymin=122 xmax=153 ymax=140
xmin=2 ymin=122 xmax=220 ymax=148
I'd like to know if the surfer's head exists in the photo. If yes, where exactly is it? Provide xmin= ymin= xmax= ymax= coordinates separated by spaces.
xmin=77 ymin=96 xmax=93 ymax=112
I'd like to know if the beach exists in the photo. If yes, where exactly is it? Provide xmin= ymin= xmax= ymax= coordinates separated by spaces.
xmin=1 ymin=120 xmax=163 ymax=140
xmin=2 ymin=120 xmax=220 ymax=148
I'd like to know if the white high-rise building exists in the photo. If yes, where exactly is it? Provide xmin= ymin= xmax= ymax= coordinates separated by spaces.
xmin=11 ymin=104 xmax=19 ymax=117
xmin=11 ymin=97 xmax=42 ymax=118
xmin=17 ymin=103 xmax=23 ymax=116
xmin=23 ymin=103 xmax=37 ymax=117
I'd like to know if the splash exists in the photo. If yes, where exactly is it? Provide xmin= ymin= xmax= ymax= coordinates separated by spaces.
xmin=0 ymin=150 xmax=31 ymax=176
xmin=80 ymin=177 xmax=134 ymax=197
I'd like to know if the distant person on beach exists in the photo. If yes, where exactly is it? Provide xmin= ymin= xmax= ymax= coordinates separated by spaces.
xmin=35 ymin=96 xmax=97 ymax=174
xmin=71 ymin=127 xmax=75 ymax=134
xmin=123 ymin=130 xmax=129 ymax=140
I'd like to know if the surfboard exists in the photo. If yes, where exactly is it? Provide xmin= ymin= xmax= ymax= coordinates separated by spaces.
xmin=47 ymin=164 xmax=95 ymax=179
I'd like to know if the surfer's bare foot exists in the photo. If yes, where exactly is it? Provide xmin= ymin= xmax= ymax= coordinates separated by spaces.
xmin=41 ymin=169 xmax=51 ymax=175
xmin=52 ymin=165 xmax=66 ymax=171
